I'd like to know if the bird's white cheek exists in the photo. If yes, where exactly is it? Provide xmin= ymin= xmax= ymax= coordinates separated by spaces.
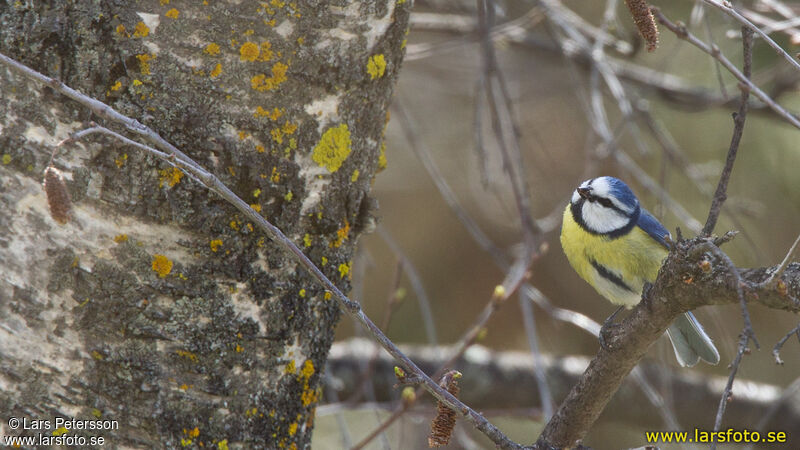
xmin=582 ymin=202 xmax=630 ymax=233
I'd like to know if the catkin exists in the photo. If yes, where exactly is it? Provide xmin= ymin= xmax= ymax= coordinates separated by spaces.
xmin=43 ymin=166 xmax=71 ymax=225
xmin=428 ymin=371 xmax=461 ymax=447
xmin=625 ymin=0 xmax=659 ymax=52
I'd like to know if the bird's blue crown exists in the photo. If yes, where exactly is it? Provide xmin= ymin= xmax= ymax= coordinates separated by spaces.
xmin=601 ymin=177 xmax=639 ymax=209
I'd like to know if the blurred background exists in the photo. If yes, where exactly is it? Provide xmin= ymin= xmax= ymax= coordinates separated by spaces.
xmin=317 ymin=0 xmax=800 ymax=448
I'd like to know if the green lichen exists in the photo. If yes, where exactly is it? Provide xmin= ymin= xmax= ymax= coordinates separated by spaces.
xmin=312 ymin=124 xmax=351 ymax=172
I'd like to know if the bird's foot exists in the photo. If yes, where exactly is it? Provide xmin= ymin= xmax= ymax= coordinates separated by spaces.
xmin=599 ymin=306 xmax=625 ymax=351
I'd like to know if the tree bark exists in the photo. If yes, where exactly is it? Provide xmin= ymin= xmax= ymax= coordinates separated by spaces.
xmin=0 ymin=1 xmax=409 ymax=448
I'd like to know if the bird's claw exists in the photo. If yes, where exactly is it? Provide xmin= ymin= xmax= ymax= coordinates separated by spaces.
xmin=599 ymin=306 xmax=625 ymax=351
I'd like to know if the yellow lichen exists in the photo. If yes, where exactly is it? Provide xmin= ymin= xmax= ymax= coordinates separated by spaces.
xmin=204 ymin=42 xmax=221 ymax=55
xmin=133 ymin=21 xmax=150 ymax=38
xmin=253 ymin=188 xmax=262 ymax=198
xmin=271 ymin=128 xmax=285 ymax=144
xmin=152 ymin=254 xmax=173 ymax=278
xmin=312 ymin=124 xmax=351 ymax=172
xmin=113 ymin=234 xmax=128 ymax=243
xmin=158 ymin=167 xmax=183 ymax=187
xmin=176 ymin=350 xmax=198 ymax=362
xmin=259 ymin=41 xmax=274 ymax=62
xmin=165 ymin=8 xmax=179 ymax=19
xmin=132 ymin=79 xmax=143 ymax=86
xmin=271 ymin=167 xmax=280 ymax=183
xmin=320 ymin=256 xmax=328 ymax=266
xmin=238 ymin=130 xmax=249 ymax=140
xmin=282 ymin=121 xmax=297 ymax=135
xmin=323 ymin=292 xmax=332 ymax=300
xmin=288 ymin=422 xmax=298 ymax=436
xmin=299 ymin=289 xmax=306 ymax=298
xmin=115 ymin=153 xmax=127 ymax=168
xmin=350 ymin=169 xmax=359 ymax=182
xmin=377 ymin=141 xmax=387 ymax=171
xmin=367 ymin=54 xmax=386 ymax=79
xmin=160 ymin=0 xmax=170 ymax=4
xmin=218 ymin=439 xmax=229 ymax=450
xmin=115 ymin=24 xmax=127 ymax=36
xmin=284 ymin=360 xmax=296 ymax=374
xmin=338 ymin=262 xmax=351 ymax=279
xmin=210 ymin=239 xmax=223 ymax=252
xmin=330 ymin=220 xmax=350 ymax=248
xmin=91 ymin=350 xmax=104 ymax=360
xmin=250 ymin=62 xmax=288 ymax=91
xmin=301 ymin=360 xmax=314 ymax=378
xmin=210 ymin=63 xmax=222 ymax=78
xmin=256 ymin=144 xmax=266 ymax=153
xmin=254 ymin=106 xmax=283 ymax=120
xmin=301 ymin=388 xmax=318 ymax=407
xmin=136 ymin=53 xmax=155 ymax=75
xmin=240 ymin=41 xmax=259 ymax=61
xmin=235 ymin=344 xmax=243 ymax=353
xmin=52 ymin=427 xmax=69 ymax=437
xmin=110 ymin=80 xmax=122 ymax=92
xmin=250 ymin=203 xmax=262 ymax=212
xmin=303 ymin=234 xmax=312 ymax=247
xmin=284 ymin=191 xmax=293 ymax=201
xmin=2 ymin=154 xmax=11 ymax=165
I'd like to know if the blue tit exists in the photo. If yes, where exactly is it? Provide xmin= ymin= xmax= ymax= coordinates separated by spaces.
xmin=560 ymin=176 xmax=720 ymax=367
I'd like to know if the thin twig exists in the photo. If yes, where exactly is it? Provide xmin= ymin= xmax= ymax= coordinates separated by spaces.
xmin=0 ymin=51 xmax=526 ymax=450
xmin=351 ymin=255 xmax=532 ymax=450
xmin=702 ymin=26 xmax=753 ymax=236
xmin=761 ymin=232 xmax=800 ymax=287
xmin=476 ymin=0 xmax=540 ymax=248
xmin=652 ymin=8 xmax=800 ymax=131
xmin=701 ymin=0 xmax=800 ymax=73
xmin=691 ymin=240 xmax=759 ymax=446
xmin=772 ymin=323 xmax=800 ymax=365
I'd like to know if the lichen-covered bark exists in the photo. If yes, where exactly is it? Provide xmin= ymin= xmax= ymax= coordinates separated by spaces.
xmin=0 ymin=1 xmax=409 ymax=448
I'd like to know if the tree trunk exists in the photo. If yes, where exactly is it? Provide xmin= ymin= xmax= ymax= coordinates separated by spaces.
xmin=0 ymin=1 xmax=408 ymax=448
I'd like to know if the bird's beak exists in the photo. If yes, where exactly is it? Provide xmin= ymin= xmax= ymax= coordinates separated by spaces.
xmin=577 ymin=187 xmax=591 ymax=199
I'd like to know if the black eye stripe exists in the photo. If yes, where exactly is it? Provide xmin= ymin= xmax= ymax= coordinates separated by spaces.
xmin=587 ymin=195 xmax=626 ymax=213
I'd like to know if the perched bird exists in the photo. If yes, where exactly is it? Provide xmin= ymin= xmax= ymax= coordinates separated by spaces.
xmin=560 ymin=176 xmax=719 ymax=367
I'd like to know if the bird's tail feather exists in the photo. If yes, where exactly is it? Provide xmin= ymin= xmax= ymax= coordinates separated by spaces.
xmin=666 ymin=312 xmax=720 ymax=367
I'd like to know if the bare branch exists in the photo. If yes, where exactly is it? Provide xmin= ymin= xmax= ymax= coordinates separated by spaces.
xmin=326 ymin=339 xmax=799 ymax=431
xmin=653 ymin=8 xmax=800 ymax=130
xmin=702 ymin=27 xmax=753 ymax=236
xmin=701 ymin=0 xmax=800 ymax=73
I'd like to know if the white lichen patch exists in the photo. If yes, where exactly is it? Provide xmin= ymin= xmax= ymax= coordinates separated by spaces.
xmin=362 ymin=1 xmax=395 ymax=50
xmin=296 ymin=159 xmax=330 ymax=216
xmin=303 ymin=94 xmax=341 ymax=134
xmin=229 ymin=281 xmax=267 ymax=333
xmin=326 ymin=1 xmax=396 ymax=51
xmin=280 ymin=337 xmax=306 ymax=373
xmin=274 ymin=20 xmax=294 ymax=39
xmin=136 ymin=12 xmax=161 ymax=33
xmin=144 ymin=41 xmax=162 ymax=56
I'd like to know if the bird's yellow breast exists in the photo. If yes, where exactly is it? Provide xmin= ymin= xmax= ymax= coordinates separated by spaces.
xmin=560 ymin=204 xmax=667 ymax=307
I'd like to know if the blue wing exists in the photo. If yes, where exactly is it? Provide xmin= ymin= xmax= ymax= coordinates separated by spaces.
xmin=637 ymin=208 xmax=670 ymax=249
